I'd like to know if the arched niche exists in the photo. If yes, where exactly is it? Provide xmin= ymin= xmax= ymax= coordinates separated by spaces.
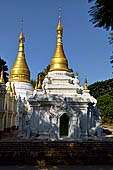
xmin=60 ymin=113 xmax=70 ymax=137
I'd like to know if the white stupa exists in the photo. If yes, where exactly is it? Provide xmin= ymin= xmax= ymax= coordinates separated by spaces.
xmin=23 ymin=11 xmax=102 ymax=141
xmin=6 ymin=24 xmax=33 ymax=99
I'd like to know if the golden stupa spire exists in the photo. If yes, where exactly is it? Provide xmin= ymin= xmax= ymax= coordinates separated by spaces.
xmin=0 ymin=66 xmax=5 ymax=84
xmin=84 ymin=76 xmax=88 ymax=90
xmin=49 ymin=8 xmax=68 ymax=72
xmin=9 ymin=20 xmax=30 ymax=83
xmin=7 ymin=80 xmax=12 ymax=93
xmin=37 ymin=75 xmax=42 ymax=89
xmin=12 ymin=83 xmax=16 ymax=96
xmin=35 ymin=82 xmax=38 ymax=90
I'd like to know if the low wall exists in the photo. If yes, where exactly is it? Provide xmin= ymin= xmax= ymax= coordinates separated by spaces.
xmin=0 ymin=141 xmax=113 ymax=165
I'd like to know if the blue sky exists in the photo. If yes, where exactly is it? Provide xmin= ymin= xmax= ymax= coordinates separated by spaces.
xmin=0 ymin=0 xmax=112 ymax=86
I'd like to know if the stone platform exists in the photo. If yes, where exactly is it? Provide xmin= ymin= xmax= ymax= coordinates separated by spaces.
xmin=0 ymin=141 xmax=113 ymax=165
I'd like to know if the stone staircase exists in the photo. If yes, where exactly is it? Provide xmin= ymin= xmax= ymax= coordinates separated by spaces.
xmin=0 ymin=141 xmax=113 ymax=165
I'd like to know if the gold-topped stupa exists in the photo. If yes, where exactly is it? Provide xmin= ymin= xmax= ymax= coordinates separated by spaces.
xmin=9 ymin=22 xmax=30 ymax=83
xmin=12 ymin=83 xmax=16 ymax=96
xmin=7 ymin=80 xmax=12 ymax=93
xmin=37 ymin=75 xmax=42 ymax=89
xmin=84 ymin=77 xmax=88 ymax=90
xmin=49 ymin=8 xmax=68 ymax=72
xmin=35 ymin=82 xmax=38 ymax=90
xmin=0 ymin=67 xmax=5 ymax=84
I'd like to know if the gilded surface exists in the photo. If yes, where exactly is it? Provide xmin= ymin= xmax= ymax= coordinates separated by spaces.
xmin=12 ymin=84 xmax=16 ymax=96
xmin=84 ymin=78 xmax=88 ymax=90
xmin=7 ymin=81 xmax=12 ymax=93
xmin=35 ymin=82 xmax=38 ymax=90
xmin=0 ymin=70 xmax=5 ymax=84
xmin=37 ymin=75 xmax=42 ymax=89
xmin=49 ymin=14 xmax=68 ymax=72
xmin=10 ymin=31 xmax=30 ymax=83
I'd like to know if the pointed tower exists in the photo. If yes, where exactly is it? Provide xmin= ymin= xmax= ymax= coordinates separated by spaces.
xmin=0 ymin=67 xmax=5 ymax=84
xmin=49 ymin=8 xmax=68 ymax=72
xmin=84 ymin=76 xmax=88 ymax=90
xmin=37 ymin=75 xmax=42 ymax=89
xmin=12 ymin=84 xmax=16 ymax=96
xmin=42 ymin=9 xmax=80 ymax=96
xmin=7 ymin=21 xmax=33 ymax=99
xmin=10 ymin=22 xmax=30 ymax=83
xmin=7 ymin=80 xmax=12 ymax=93
xmin=83 ymin=76 xmax=91 ymax=96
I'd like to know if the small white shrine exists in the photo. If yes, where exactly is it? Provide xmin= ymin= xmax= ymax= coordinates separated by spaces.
xmin=25 ymin=13 xmax=102 ymax=141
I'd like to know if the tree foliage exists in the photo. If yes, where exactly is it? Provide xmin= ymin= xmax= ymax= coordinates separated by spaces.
xmin=88 ymin=78 xmax=113 ymax=123
xmin=97 ymin=93 xmax=113 ymax=123
xmin=110 ymin=53 xmax=113 ymax=71
xmin=88 ymin=78 xmax=113 ymax=98
xmin=38 ymin=65 xmax=50 ymax=78
xmin=109 ymin=32 xmax=113 ymax=44
xmin=109 ymin=33 xmax=113 ymax=70
xmin=88 ymin=0 xmax=113 ymax=30
xmin=88 ymin=0 xmax=113 ymax=69
xmin=0 ymin=57 xmax=8 ymax=83
xmin=31 ymin=79 xmax=36 ymax=88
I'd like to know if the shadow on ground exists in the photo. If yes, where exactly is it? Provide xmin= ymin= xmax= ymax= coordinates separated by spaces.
xmin=0 ymin=165 xmax=113 ymax=170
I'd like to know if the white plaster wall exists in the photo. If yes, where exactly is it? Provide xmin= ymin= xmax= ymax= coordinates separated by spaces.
xmin=6 ymin=82 xmax=34 ymax=99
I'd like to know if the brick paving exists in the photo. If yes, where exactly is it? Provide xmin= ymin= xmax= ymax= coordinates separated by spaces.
xmin=1 ymin=130 xmax=113 ymax=166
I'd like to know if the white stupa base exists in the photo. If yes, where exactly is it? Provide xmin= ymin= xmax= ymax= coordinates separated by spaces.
xmin=6 ymin=82 xmax=34 ymax=99
xmin=42 ymin=71 xmax=83 ymax=97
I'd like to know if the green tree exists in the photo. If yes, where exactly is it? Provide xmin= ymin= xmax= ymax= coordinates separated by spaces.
xmin=109 ymin=33 xmax=113 ymax=69
xmin=0 ymin=57 xmax=8 ymax=83
xmin=88 ymin=0 xmax=113 ymax=69
xmin=88 ymin=78 xmax=113 ymax=98
xmin=88 ymin=0 xmax=113 ymax=30
xmin=109 ymin=32 xmax=113 ymax=44
xmin=110 ymin=53 xmax=113 ymax=71
xmin=31 ymin=79 xmax=36 ymax=88
xmin=97 ymin=93 xmax=113 ymax=123
xmin=37 ymin=65 xmax=50 ymax=85
xmin=88 ymin=78 xmax=113 ymax=123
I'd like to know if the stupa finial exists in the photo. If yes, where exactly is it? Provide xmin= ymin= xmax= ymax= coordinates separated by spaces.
xmin=84 ymin=76 xmax=88 ymax=90
xmin=21 ymin=19 xmax=24 ymax=32
xmin=49 ymin=8 xmax=68 ymax=72
xmin=0 ymin=66 xmax=5 ymax=84
xmin=9 ymin=20 xmax=30 ymax=83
